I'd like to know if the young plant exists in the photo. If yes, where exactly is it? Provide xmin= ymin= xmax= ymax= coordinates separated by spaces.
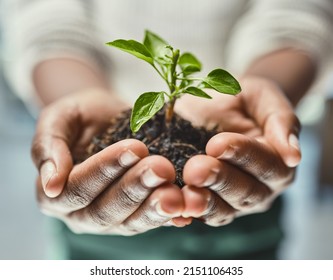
xmin=106 ymin=30 xmax=241 ymax=133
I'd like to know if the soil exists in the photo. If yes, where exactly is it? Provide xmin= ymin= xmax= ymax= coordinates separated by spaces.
xmin=86 ymin=108 xmax=218 ymax=187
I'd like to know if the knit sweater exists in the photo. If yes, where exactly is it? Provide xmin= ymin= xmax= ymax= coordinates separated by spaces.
xmin=1 ymin=0 xmax=333 ymax=259
xmin=2 ymin=0 xmax=333 ymax=113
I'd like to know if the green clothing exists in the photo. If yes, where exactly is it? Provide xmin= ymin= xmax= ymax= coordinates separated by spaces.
xmin=51 ymin=197 xmax=283 ymax=260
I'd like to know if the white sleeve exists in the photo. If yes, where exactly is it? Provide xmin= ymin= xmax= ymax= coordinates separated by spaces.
xmin=224 ymin=0 xmax=333 ymax=78
xmin=1 ymin=0 xmax=111 ymax=114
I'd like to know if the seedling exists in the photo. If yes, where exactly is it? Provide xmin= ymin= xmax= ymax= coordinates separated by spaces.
xmin=106 ymin=30 xmax=241 ymax=133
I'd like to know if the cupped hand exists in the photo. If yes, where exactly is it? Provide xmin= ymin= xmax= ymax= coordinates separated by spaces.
xmin=32 ymin=88 xmax=129 ymax=197
xmin=173 ymin=76 xmax=301 ymax=226
xmin=32 ymin=89 xmax=185 ymax=235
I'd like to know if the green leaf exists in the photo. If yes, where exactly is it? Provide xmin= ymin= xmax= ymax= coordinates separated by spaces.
xmin=130 ymin=92 xmax=165 ymax=133
xmin=184 ymin=87 xmax=212 ymax=99
xmin=199 ymin=81 xmax=213 ymax=89
xmin=202 ymin=69 xmax=241 ymax=95
xmin=106 ymin=39 xmax=154 ymax=65
xmin=179 ymin=52 xmax=202 ymax=75
xmin=143 ymin=30 xmax=170 ymax=59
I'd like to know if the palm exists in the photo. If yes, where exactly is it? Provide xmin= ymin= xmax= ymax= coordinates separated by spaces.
xmin=176 ymin=77 xmax=301 ymax=223
xmin=175 ymin=90 xmax=262 ymax=139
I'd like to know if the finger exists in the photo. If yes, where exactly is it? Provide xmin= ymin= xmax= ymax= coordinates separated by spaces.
xmin=120 ymin=184 xmax=185 ymax=235
xmin=37 ymin=139 xmax=148 ymax=214
xmin=241 ymin=78 xmax=301 ymax=167
xmin=199 ymin=192 xmax=236 ymax=227
xmin=170 ymin=216 xmax=193 ymax=227
xmin=183 ymin=155 xmax=272 ymax=211
xmin=264 ymin=111 xmax=301 ymax=168
xmin=206 ymin=133 xmax=294 ymax=188
xmin=181 ymin=185 xmax=211 ymax=218
xmin=181 ymin=185 xmax=235 ymax=227
xmin=31 ymin=104 xmax=80 ymax=198
xmin=68 ymin=155 xmax=176 ymax=231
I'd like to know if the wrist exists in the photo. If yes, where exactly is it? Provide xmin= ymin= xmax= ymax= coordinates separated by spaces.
xmin=69 ymin=87 xmax=130 ymax=119
xmin=33 ymin=58 xmax=110 ymax=106
xmin=243 ymin=48 xmax=317 ymax=107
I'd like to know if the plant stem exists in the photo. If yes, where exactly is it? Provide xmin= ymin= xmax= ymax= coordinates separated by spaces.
xmin=177 ymin=77 xmax=202 ymax=82
xmin=165 ymin=99 xmax=176 ymax=123
xmin=170 ymin=49 xmax=180 ymax=93
xmin=165 ymin=49 xmax=180 ymax=124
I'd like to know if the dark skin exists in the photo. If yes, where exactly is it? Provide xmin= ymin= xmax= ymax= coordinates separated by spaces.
xmin=31 ymin=48 xmax=315 ymax=233
xmin=175 ymin=78 xmax=301 ymax=224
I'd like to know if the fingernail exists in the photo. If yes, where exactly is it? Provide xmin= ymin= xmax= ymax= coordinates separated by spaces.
xmin=289 ymin=134 xmax=300 ymax=150
xmin=155 ymin=202 xmax=175 ymax=218
xmin=118 ymin=149 xmax=140 ymax=167
xmin=286 ymin=159 xmax=300 ymax=168
xmin=141 ymin=168 xmax=166 ymax=188
xmin=171 ymin=217 xmax=193 ymax=227
xmin=203 ymin=168 xmax=219 ymax=187
xmin=181 ymin=212 xmax=191 ymax=218
xmin=219 ymin=147 xmax=235 ymax=159
xmin=283 ymin=134 xmax=301 ymax=167
xmin=40 ymin=161 xmax=56 ymax=192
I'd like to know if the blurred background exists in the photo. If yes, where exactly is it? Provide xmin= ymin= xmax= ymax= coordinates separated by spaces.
xmin=1 ymin=1 xmax=333 ymax=260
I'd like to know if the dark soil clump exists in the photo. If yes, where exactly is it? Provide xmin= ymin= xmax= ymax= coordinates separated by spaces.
xmin=87 ymin=109 xmax=217 ymax=187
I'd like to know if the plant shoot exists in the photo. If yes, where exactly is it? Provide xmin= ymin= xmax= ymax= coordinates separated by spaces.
xmin=106 ymin=30 xmax=241 ymax=133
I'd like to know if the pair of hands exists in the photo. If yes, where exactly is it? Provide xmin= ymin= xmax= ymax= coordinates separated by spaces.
xmin=31 ymin=76 xmax=301 ymax=236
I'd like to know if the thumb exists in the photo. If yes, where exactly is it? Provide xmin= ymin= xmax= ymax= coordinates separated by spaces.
xmin=31 ymin=106 xmax=76 ymax=198
xmin=241 ymin=77 xmax=301 ymax=168
xmin=264 ymin=111 xmax=301 ymax=168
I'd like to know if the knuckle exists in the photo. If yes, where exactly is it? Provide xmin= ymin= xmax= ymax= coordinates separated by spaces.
xmin=202 ymin=198 xmax=235 ymax=227
xmin=218 ymin=217 xmax=234 ymax=226
xmin=247 ymin=150 xmax=287 ymax=183
xmin=87 ymin=206 xmax=113 ymax=227
xmin=236 ymin=199 xmax=257 ymax=211
xmin=96 ymin=162 xmax=120 ymax=183
xmin=64 ymin=184 xmax=92 ymax=208
xmin=204 ymin=214 xmax=235 ymax=227
xmin=123 ymin=225 xmax=142 ymax=235
xmin=235 ymin=185 xmax=271 ymax=211
xmin=140 ymin=212 xmax=167 ymax=228
xmin=257 ymin=166 xmax=276 ymax=181
xmin=123 ymin=205 xmax=169 ymax=232
xmin=210 ymin=181 xmax=229 ymax=194
xmin=206 ymin=216 xmax=234 ymax=227
xmin=121 ymin=222 xmax=147 ymax=235
xmin=262 ymin=163 xmax=290 ymax=183
xmin=118 ymin=186 xmax=143 ymax=207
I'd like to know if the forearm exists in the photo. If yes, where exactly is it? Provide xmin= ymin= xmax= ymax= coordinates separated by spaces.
xmin=243 ymin=48 xmax=317 ymax=108
xmin=33 ymin=58 xmax=110 ymax=106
